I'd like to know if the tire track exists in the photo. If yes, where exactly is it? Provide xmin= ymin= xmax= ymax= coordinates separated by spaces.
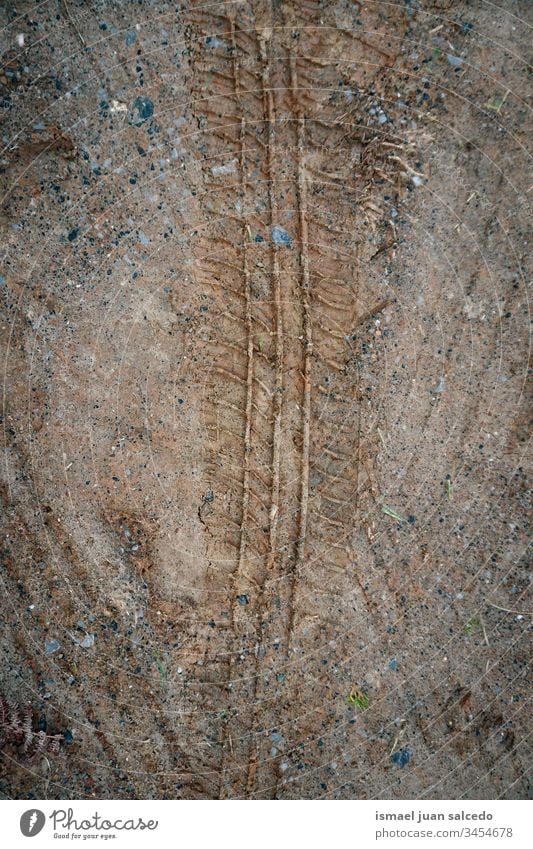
xmin=259 ymin=28 xmax=284 ymax=578
xmin=289 ymin=51 xmax=312 ymax=618
xmin=221 ymin=19 xmax=299 ymax=799
xmin=192 ymin=6 xmax=310 ymax=796
xmin=188 ymin=6 xmax=283 ymax=797
xmin=188 ymin=0 xmax=421 ymax=799
xmin=217 ymin=12 xmax=265 ymax=799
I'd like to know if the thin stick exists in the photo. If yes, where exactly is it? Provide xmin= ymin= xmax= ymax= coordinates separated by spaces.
xmin=489 ymin=603 xmax=532 ymax=617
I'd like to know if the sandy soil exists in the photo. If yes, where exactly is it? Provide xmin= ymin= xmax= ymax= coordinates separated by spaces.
xmin=0 ymin=0 xmax=531 ymax=800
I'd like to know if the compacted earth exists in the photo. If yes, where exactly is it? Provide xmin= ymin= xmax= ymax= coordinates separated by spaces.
xmin=0 ymin=0 xmax=531 ymax=799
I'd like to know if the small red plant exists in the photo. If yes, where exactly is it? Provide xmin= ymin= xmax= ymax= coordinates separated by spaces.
xmin=0 ymin=696 xmax=62 ymax=759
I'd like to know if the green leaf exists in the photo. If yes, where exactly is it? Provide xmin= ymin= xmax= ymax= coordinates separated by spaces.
xmin=382 ymin=504 xmax=406 ymax=523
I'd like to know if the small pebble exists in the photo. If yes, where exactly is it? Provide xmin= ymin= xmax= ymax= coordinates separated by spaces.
xmin=211 ymin=160 xmax=236 ymax=176
xmin=392 ymin=747 xmax=411 ymax=767
xmin=447 ymin=53 xmax=463 ymax=68
xmin=205 ymin=36 xmax=226 ymax=49
xmin=131 ymin=96 xmax=154 ymax=125
xmin=272 ymin=225 xmax=292 ymax=247
xmin=44 ymin=638 xmax=61 ymax=655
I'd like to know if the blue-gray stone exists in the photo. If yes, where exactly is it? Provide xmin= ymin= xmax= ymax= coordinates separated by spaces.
xmin=45 ymin=638 xmax=61 ymax=655
xmin=447 ymin=54 xmax=463 ymax=68
xmin=131 ymin=96 xmax=154 ymax=125
xmin=272 ymin=226 xmax=292 ymax=247
xmin=392 ymin=747 xmax=411 ymax=768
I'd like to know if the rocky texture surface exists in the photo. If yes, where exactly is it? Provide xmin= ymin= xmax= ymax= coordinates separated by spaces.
xmin=0 ymin=0 xmax=531 ymax=799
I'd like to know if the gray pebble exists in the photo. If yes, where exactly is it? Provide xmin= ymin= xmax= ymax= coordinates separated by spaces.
xmin=131 ymin=96 xmax=154 ymax=126
xmin=272 ymin=226 xmax=292 ymax=247
xmin=45 ymin=638 xmax=61 ymax=655
xmin=447 ymin=54 xmax=463 ymax=68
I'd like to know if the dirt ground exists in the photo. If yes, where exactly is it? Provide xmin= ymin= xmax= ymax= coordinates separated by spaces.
xmin=0 ymin=0 xmax=531 ymax=800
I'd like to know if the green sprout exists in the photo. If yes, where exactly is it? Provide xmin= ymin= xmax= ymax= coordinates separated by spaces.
xmin=347 ymin=689 xmax=370 ymax=710
xmin=152 ymin=650 xmax=166 ymax=682
xmin=464 ymin=616 xmax=481 ymax=635
xmin=427 ymin=47 xmax=442 ymax=70
xmin=484 ymin=95 xmax=506 ymax=113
